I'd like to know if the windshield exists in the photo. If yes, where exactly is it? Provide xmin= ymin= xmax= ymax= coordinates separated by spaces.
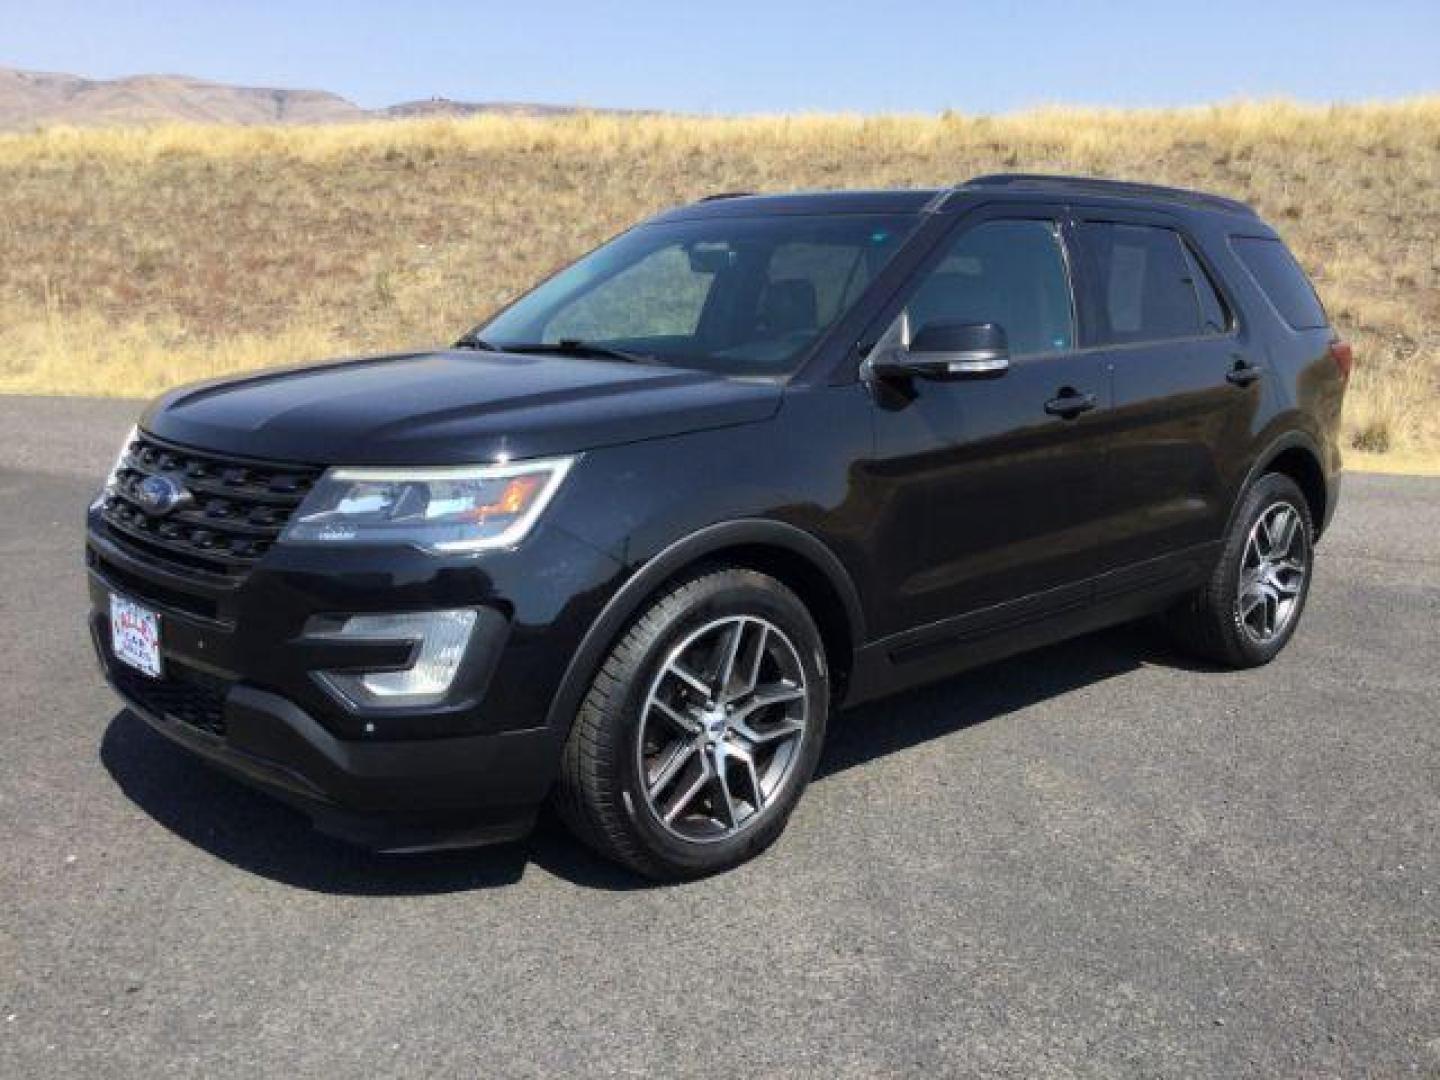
xmin=474 ymin=213 xmax=919 ymax=377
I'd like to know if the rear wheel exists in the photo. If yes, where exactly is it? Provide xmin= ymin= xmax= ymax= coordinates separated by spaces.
xmin=555 ymin=568 xmax=829 ymax=880
xmin=1167 ymin=473 xmax=1314 ymax=667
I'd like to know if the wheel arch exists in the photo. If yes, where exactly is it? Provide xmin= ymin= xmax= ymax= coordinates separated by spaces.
xmin=543 ymin=520 xmax=865 ymax=735
xmin=1228 ymin=431 xmax=1331 ymax=540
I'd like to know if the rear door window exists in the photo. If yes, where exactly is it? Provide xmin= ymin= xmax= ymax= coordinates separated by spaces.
xmin=1231 ymin=236 xmax=1328 ymax=329
xmin=1075 ymin=222 xmax=1202 ymax=345
xmin=1180 ymin=243 xmax=1231 ymax=334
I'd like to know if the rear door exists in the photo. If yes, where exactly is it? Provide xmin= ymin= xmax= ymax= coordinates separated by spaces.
xmin=1069 ymin=209 xmax=1260 ymax=588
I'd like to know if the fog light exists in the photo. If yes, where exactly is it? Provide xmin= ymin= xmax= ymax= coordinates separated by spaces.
xmin=318 ymin=609 xmax=477 ymax=708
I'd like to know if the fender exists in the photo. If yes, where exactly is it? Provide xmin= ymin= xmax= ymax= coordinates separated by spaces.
xmin=1222 ymin=428 xmax=1329 ymax=539
xmin=542 ymin=518 xmax=865 ymax=734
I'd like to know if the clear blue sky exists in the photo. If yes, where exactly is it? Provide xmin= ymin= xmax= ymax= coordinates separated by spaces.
xmin=2 ymin=0 xmax=1436 ymax=113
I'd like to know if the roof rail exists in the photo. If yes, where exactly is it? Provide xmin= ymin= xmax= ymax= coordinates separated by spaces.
xmin=697 ymin=191 xmax=754 ymax=202
xmin=961 ymin=173 xmax=1256 ymax=216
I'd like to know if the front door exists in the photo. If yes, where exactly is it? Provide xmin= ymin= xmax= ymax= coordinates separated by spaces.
xmin=862 ymin=207 xmax=1110 ymax=641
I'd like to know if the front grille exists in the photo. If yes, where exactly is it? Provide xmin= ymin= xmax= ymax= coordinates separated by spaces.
xmin=113 ymin=662 xmax=231 ymax=738
xmin=99 ymin=431 xmax=321 ymax=579
xmin=89 ymin=549 xmax=222 ymax=622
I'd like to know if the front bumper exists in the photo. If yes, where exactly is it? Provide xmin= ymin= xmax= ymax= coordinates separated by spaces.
xmin=99 ymin=637 xmax=553 ymax=850
xmin=87 ymin=509 xmax=621 ymax=851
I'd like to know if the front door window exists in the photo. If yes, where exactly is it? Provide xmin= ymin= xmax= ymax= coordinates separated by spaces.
xmin=899 ymin=218 xmax=1075 ymax=357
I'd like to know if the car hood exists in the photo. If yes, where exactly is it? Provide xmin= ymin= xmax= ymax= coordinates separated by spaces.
xmin=141 ymin=349 xmax=783 ymax=465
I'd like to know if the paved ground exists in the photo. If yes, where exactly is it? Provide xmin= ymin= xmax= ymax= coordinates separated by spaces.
xmin=1 ymin=394 xmax=1436 ymax=1078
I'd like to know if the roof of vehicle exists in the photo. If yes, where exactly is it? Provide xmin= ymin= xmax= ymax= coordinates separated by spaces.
xmin=661 ymin=174 xmax=1257 ymax=222
xmin=654 ymin=189 xmax=947 ymax=221
xmin=961 ymin=173 xmax=1257 ymax=216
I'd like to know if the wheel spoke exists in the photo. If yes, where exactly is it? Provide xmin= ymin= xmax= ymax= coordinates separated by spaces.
xmin=660 ymin=755 xmax=711 ymax=824
xmin=731 ymin=714 xmax=803 ymax=747
xmin=710 ymin=748 xmax=739 ymax=828
xmin=666 ymin=660 xmax=712 ymax=701
xmin=712 ymin=620 xmax=745 ymax=701
xmin=730 ymin=681 xmax=804 ymax=724
xmin=736 ymin=623 xmax=767 ymax=700
xmin=649 ymin=696 xmax=700 ymax=734
xmin=1254 ymin=515 xmax=1275 ymax=558
xmin=726 ymin=739 xmax=767 ymax=813
xmin=647 ymin=739 xmax=698 ymax=798
xmin=1272 ymin=572 xmax=1303 ymax=598
xmin=1270 ymin=507 xmax=1298 ymax=557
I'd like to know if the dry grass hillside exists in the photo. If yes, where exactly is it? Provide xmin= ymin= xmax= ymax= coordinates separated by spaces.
xmin=0 ymin=101 xmax=1436 ymax=466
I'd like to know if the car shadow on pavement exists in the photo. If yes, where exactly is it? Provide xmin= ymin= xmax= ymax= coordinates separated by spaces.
xmin=99 ymin=710 xmax=649 ymax=895
xmin=100 ymin=621 xmax=1213 ymax=895
xmin=815 ymin=620 xmax=1212 ymax=781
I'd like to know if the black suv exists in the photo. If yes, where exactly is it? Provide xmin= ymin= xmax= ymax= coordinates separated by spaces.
xmin=88 ymin=175 xmax=1349 ymax=878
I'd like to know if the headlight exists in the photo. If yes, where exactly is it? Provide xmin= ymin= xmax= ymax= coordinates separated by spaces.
xmin=93 ymin=425 xmax=138 ymax=509
xmin=280 ymin=456 xmax=575 ymax=553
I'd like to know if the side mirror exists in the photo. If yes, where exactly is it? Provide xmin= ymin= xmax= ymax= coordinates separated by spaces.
xmin=871 ymin=320 xmax=1010 ymax=380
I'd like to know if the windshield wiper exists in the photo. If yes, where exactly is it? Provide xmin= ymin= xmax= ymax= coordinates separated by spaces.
xmin=499 ymin=339 xmax=654 ymax=364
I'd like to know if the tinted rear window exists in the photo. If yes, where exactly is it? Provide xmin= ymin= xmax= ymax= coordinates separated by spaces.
xmin=1075 ymin=222 xmax=1202 ymax=345
xmin=1231 ymin=236 xmax=1327 ymax=329
xmin=1180 ymin=242 xmax=1232 ymax=334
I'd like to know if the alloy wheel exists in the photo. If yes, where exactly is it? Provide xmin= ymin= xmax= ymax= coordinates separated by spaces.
xmin=1237 ymin=501 xmax=1308 ymax=644
xmin=636 ymin=615 xmax=809 ymax=843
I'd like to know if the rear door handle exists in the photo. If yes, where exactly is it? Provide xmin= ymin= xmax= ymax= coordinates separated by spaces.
xmin=1226 ymin=359 xmax=1265 ymax=386
xmin=1044 ymin=389 xmax=1097 ymax=418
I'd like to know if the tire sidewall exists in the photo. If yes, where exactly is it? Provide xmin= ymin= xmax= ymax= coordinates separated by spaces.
xmin=611 ymin=572 xmax=829 ymax=876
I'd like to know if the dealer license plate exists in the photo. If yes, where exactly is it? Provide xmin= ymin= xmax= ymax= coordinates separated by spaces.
xmin=110 ymin=594 xmax=163 ymax=678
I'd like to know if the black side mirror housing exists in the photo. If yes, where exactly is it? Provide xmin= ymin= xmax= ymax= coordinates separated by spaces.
xmin=869 ymin=320 xmax=1010 ymax=381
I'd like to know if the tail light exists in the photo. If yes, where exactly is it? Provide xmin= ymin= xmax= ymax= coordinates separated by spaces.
xmin=1329 ymin=340 xmax=1354 ymax=380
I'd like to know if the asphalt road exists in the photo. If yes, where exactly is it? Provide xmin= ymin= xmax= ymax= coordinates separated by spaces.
xmin=1 ymin=394 xmax=1436 ymax=1078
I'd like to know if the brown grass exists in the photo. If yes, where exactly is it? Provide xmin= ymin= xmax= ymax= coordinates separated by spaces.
xmin=0 ymin=102 xmax=1436 ymax=463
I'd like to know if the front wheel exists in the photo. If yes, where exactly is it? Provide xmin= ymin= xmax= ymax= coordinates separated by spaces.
xmin=1167 ymin=472 xmax=1315 ymax=668
xmin=555 ymin=568 xmax=829 ymax=880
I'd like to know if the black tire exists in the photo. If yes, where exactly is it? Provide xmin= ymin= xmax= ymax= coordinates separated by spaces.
xmin=554 ymin=567 xmax=829 ymax=880
xmin=1167 ymin=473 xmax=1315 ymax=668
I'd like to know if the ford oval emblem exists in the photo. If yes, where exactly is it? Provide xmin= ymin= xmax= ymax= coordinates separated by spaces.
xmin=135 ymin=474 xmax=190 ymax=516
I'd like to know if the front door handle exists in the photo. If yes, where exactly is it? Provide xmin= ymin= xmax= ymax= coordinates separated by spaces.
xmin=1044 ymin=389 xmax=1097 ymax=418
xmin=1225 ymin=358 xmax=1265 ymax=386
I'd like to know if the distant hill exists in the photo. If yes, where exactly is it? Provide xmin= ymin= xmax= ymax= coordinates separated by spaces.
xmin=0 ymin=66 xmax=620 ymax=131
xmin=0 ymin=67 xmax=366 ymax=129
